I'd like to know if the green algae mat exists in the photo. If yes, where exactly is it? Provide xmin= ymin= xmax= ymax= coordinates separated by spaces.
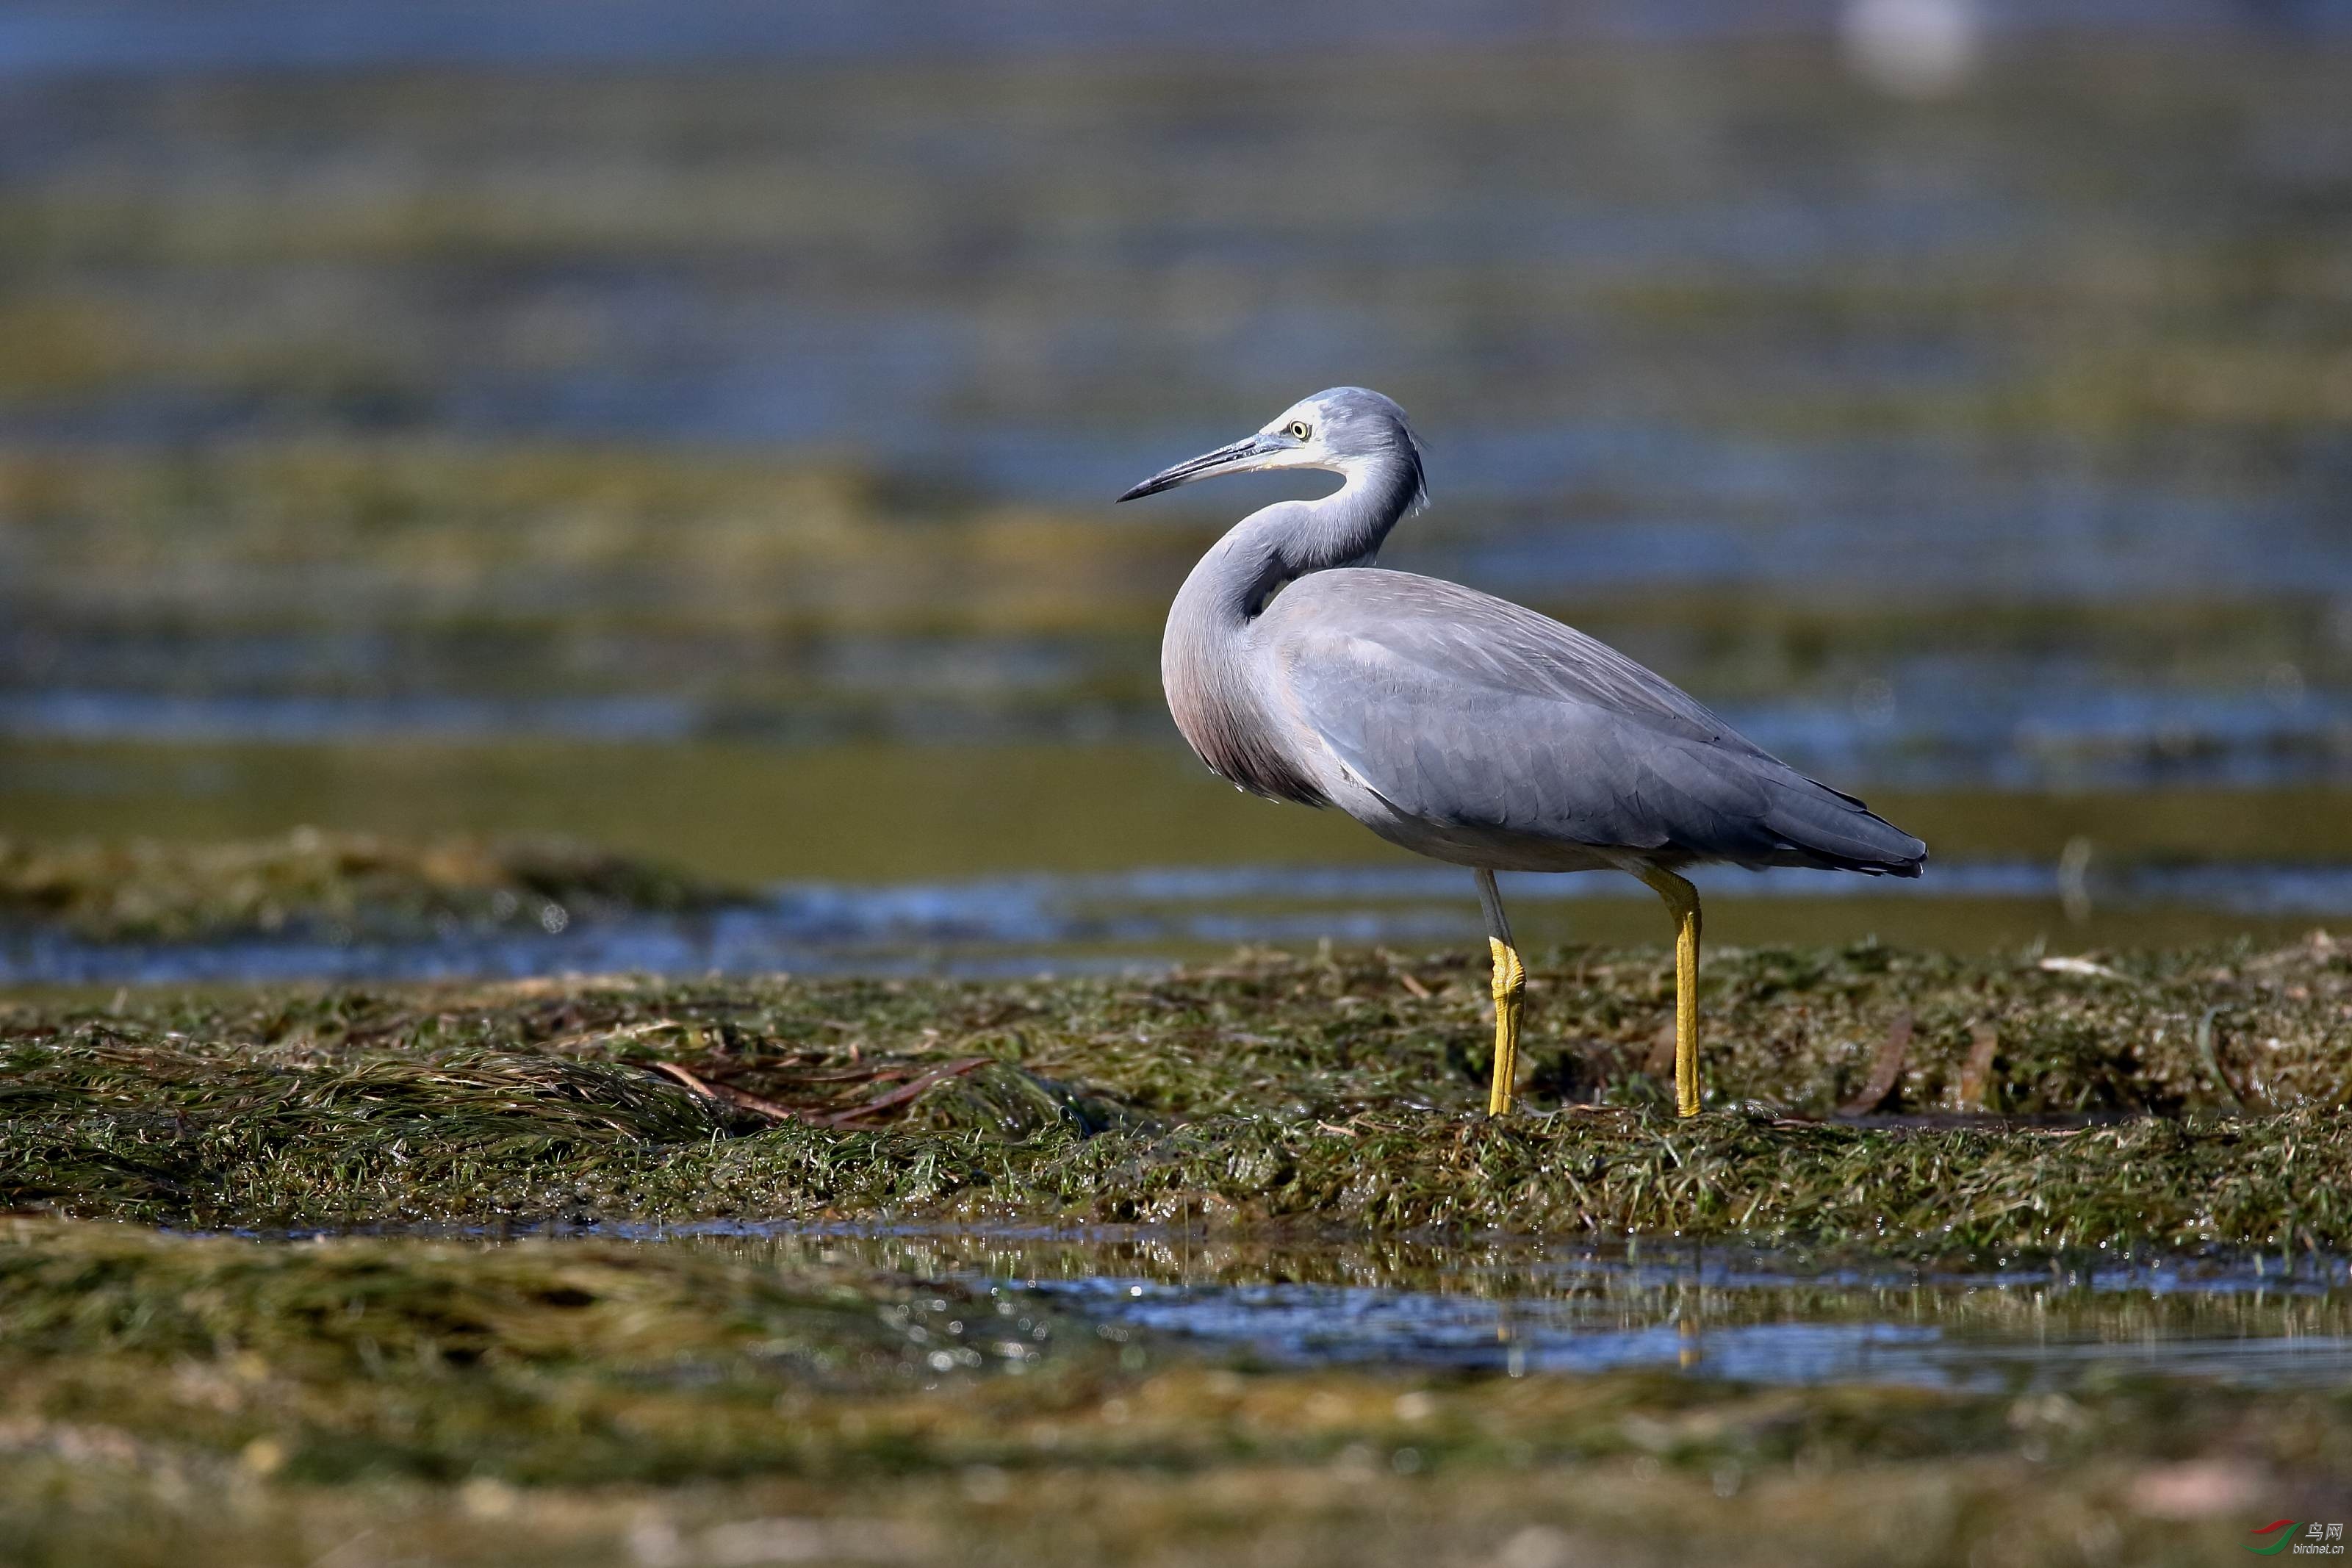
xmin=7 ymin=941 xmax=2351 ymax=1246
xmin=5 ymin=939 xmax=2351 ymax=1564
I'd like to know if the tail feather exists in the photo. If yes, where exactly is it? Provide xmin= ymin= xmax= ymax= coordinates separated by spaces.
xmin=1761 ymin=773 xmax=1927 ymax=877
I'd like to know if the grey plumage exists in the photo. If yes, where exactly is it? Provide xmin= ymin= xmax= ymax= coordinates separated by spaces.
xmin=1125 ymin=386 xmax=1926 ymax=884
xmin=1124 ymin=386 xmax=1923 ymax=1118
xmin=1268 ymin=572 xmax=1922 ymax=875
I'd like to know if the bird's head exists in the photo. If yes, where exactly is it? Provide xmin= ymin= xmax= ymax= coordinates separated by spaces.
xmin=1116 ymin=386 xmax=1426 ymax=508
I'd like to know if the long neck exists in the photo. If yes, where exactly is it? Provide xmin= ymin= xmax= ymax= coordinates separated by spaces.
xmin=1179 ymin=450 xmax=1425 ymax=630
xmin=1278 ymin=447 xmax=1424 ymax=582
xmin=1159 ymin=450 xmax=1422 ymax=803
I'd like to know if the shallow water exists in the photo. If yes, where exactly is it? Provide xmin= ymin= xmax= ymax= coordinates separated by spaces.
xmin=15 ymin=3 xmax=2339 ymax=78
xmin=7 ymin=738 xmax=2350 ymax=983
xmin=4 ymin=19 xmax=2351 ymax=980
xmin=639 ymin=1223 xmax=2352 ymax=1392
xmin=12 ymin=853 xmax=2352 ymax=988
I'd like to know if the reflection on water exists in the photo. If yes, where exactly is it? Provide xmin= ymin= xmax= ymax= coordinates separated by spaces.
xmin=641 ymin=1223 xmax=2352 ymax=1392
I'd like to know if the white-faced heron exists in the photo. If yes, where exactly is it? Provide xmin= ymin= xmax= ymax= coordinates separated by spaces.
xmin=1120 ymin=387 xmax=1927 ymax=1117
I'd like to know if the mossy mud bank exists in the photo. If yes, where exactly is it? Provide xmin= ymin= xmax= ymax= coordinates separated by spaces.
xmin=2 ymin=1218 xmax=2348 ymax=1568
xmin=6 ymin=939 xmax=2351 ymax=1254
xmin=6 ymin=942 xmax=2351 ymax=1564
xmin=0 ymin=829 xmax=738 ymax=945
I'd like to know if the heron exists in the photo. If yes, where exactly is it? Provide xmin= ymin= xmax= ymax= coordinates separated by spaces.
xmin=1120 ymin=388 xmax=1926 ymax=1117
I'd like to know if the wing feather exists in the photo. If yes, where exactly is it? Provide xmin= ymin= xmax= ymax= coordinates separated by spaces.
xmin=1259 ymin=570 xmax=1924 ymax=874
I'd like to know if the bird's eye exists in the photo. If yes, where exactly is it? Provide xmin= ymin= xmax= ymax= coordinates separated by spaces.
xmin=1287 ymin=422 xmax=1311 ymax=441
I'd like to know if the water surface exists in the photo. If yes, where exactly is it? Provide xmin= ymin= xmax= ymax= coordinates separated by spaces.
xmin=641 ymin=1223 xmax=2352 ymax=1393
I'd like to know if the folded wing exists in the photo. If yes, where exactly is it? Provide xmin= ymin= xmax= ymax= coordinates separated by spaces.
xmin=1260 ymin=570 xmax=1925 ymax=875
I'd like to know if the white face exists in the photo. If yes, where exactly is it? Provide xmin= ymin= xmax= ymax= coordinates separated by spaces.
xmin=1245 ymin=400 xmax=1339 ymax=472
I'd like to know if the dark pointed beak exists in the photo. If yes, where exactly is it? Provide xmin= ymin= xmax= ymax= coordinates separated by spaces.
xmin=1116 ymin=435 xmax=1276 ymax=502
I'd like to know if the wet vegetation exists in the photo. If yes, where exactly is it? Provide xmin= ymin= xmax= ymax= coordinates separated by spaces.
xmin=1 ymin=1215 xmax=2348 ymax=1568
xmin=7 ymin=938 xmax=2349 ymax=1250
xmin=4 ymin=858 xmax=2348 ymax=1567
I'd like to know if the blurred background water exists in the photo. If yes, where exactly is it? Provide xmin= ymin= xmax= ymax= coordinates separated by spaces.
xmin=4 ymin=0 xmax=2351 ymax=974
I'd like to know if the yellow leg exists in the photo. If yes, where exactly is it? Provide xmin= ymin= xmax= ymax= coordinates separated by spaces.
xmin=1639 ymin=867 xmax=1702 ymax=1117
xmin=1488 ymin=935 xmax=1525 ymax=1115
xmin=1475 ymin=868 xmax=1525 ymax=1115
